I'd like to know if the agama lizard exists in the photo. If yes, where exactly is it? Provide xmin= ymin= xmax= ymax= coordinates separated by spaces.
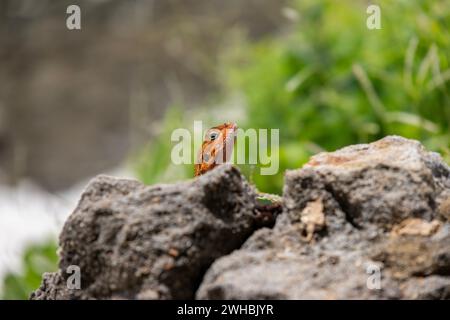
xmin=195 ymin=122 xmax=282 ymax=208
xmin=195 ymin=122 xmax=238 ymax=177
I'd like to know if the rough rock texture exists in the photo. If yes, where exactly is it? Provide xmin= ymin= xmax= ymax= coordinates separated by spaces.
xmin=32 ymin=136 xmax=450 ymax=300
xmin=197 ymin=136 xmax=450 ymax=299
xmin=31 ymin=165 xmax=263 ymax=299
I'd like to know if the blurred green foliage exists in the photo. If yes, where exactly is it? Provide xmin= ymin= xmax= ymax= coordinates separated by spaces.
xmin=3 ymin=0 xmax=449 ymax=299
xmin=7 ymin=0 xmax=450 ymax=301
xmin=136 ymin=0 xmax=450 ymax=195
xmin=1 ymin=241 xmax=58 ymax=300
xmin=133 ymin=103 xmax=245 ymax=185
xmin=134 ymin=106 xmax=194 ymax=184
xmin=222 ymin=0 xmax=450 ymax=193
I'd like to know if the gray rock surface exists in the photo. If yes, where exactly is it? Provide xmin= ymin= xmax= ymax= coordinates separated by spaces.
xmin=32 ymin=136 xmax=450 ymax=299
xmin=197 ymin=136 xmax=450 ymax=299
xmin=31 ymin=165 xmax=262 ymax=299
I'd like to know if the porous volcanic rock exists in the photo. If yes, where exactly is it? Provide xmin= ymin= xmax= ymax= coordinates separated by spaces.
xmin=31 ymin=136 xmax=450 ymax=300
xmin=196 ymin=136 xmax=450 ymax=299
xmin=31 ymin=165 xmax=262 ymax=299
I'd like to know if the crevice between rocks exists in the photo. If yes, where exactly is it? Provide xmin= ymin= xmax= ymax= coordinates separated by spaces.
xmin=192 ymin=196 xmax=283 ymax=299
xmin=323 ymin=183 xmax=362 ymax=230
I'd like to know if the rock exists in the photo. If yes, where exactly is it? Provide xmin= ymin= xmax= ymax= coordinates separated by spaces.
xmin=197 ymin=136 xmax=450 ymax=299
xmin=391 ymin=218 xmax=442 ymax=237
xmin=31 ymin=165 xmax=263 ymax=299
xmin=287 ymin=135 xmax=449 ymax=230
xmin=31 ymin=136 xmax=450 ymax=300
xmin=401 ymin=276 xmax=450 ymax=299
xmin=439 ymin=194 xmax=450 ymax=220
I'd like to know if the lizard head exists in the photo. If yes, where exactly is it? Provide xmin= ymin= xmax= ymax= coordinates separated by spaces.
xmin=194 ymin=122 xmax=237 ymax=176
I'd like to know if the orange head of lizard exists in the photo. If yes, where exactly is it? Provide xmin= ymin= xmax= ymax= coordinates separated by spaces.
xmin=194 ymin=122 xmax=237 ymax=176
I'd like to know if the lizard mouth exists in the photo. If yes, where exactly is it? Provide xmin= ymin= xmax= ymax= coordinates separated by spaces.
xmin=223 ymin=123 xmax=237 ymax=144
xmin=221 ymin=123 xmax=238 ymax=163
xmin=228 ymin=122 xmax=238 ymax=131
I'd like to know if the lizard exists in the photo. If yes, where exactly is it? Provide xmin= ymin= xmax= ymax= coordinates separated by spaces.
xmin=195 ymin=122 xmax=329 ymax=242
xmin=194 ymin=122 xmax=282 ymax=207
xmin=195 ymin=122 xmax=238 ymax=177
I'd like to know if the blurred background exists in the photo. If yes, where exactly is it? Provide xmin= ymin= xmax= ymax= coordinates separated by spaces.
xmin=0 ymin=0 xmax=449 ymax=299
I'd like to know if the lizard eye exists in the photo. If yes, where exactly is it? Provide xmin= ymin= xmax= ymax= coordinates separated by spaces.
xmin=208 ymin=131 xmax=219 ymax=141
xmin=203 ymin=153 xmax=210 ymax=162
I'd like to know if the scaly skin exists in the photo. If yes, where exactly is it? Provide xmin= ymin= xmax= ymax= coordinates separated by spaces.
xmin=194 ymin=122 xmax=282 ymax=206
xmin=195 ymin=122 xmax=238 ymax=176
